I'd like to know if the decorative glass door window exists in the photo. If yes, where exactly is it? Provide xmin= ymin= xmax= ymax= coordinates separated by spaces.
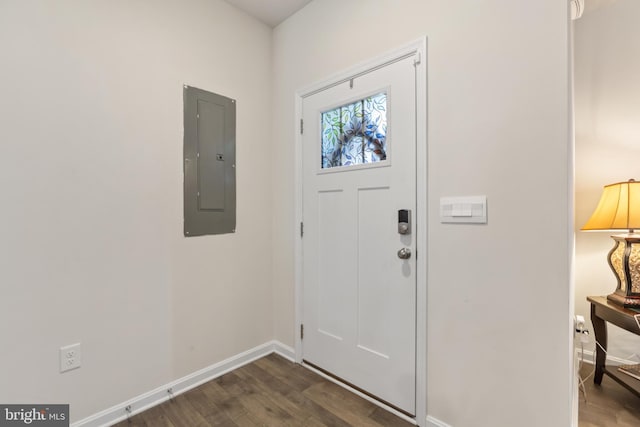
xmin=321 ymin=92 xmax=387 ymax=169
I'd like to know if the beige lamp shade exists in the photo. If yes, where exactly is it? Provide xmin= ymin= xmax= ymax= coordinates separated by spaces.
xmin=582 ymin=179 xmax=640 ymax=232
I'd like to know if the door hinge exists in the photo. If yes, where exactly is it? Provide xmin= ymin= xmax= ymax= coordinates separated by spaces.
xmin=413 ymin=52 xmax=422 ymax=67
xmin=300 ymin=324 xmax=304 ymax=340
xmin=300 ymin=222 xmax=304 ymax=237
xmin=300 ymin=119 xmax=304 ymax=134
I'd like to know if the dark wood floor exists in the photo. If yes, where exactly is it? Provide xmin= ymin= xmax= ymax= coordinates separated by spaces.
xmin=115 ymin=355 xmax=640 ymax=426
xmin=113 ymin=354 xmax=413 ymax=427
xmin=579 ymin=363 xmax=640 ymax=426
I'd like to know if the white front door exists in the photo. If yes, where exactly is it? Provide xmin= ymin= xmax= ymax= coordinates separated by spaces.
xmin=302 ymin=53 xmax=417 ymax=415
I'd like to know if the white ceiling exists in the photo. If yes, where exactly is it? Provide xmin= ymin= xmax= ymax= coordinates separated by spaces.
xmin=223 ymin=0 xmax=312 ymax=27
xmin=225 ymin=0 xmax=610 ymax=26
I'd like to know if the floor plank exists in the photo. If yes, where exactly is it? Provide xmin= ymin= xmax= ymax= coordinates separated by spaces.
xmin=114 ymin=354 xmax=411 ymax=427
xmin=579 ymin=363 xmax=640 ymax=426
xmin=302 ymin=382 xmax=384 ymax=427
xmin=113 ymin=355 xmax=640 ymax=427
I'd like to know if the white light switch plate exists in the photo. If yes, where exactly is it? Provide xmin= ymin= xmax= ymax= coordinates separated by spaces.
xmin=440 ymin=196 xmax=487 ymax=224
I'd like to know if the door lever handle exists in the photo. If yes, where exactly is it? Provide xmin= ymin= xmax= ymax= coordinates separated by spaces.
xmin=397 ymin=248 xmax=411 ymax=260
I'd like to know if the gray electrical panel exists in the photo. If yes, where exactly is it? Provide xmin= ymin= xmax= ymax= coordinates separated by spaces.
xmin=183 ymin=85 xmax=236 ymax=236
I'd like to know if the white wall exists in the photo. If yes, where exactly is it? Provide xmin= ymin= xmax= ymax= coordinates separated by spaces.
xmin=272 ymin=1 xmax=573 ymax=426
xmin=574 ymin=0 xmax=640 ymax=361
xmin=0 ymin=1 xmax=575 ymax=425
xmin=0 ymin=0 xmax=273 ymax=422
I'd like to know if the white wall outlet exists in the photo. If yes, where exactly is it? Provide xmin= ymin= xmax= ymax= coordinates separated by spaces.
xmin=60 ymin=343 xmax=81 ymax=373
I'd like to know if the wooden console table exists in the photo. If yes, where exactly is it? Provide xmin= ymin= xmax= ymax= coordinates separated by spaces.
xmin=587 ymin=295 xmax=640 ymax=398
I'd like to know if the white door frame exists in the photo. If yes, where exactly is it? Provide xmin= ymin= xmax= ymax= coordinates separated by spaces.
xmin=293 ymin=37 xmax=428 ymax=425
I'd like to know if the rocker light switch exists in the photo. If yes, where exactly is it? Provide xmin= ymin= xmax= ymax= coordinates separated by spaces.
xmin=440 ymin=196 xmax=487 ymax=224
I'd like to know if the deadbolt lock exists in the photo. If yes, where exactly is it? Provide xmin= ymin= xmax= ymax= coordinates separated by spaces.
xmin=398 ymin=209 xmax=411 ymax=235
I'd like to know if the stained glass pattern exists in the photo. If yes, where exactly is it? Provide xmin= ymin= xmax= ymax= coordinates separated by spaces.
xmin=321 ymin=93 xmax=387 ymax=169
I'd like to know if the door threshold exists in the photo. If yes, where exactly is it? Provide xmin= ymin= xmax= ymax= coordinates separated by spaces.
xmin=302 ymin=359 xmax=417 ymax=425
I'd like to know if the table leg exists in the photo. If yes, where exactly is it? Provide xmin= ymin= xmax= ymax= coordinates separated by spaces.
xmin=590 ymin=302 xmax=607 ymax=385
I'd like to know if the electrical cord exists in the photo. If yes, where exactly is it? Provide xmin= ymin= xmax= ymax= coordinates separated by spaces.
xmin=576 ymin=333 xmax=640 ymax=402
xmin=576 ymin=313 xmax=640 ymax=402
xmin=578 ymin=341 xmax=588 ymax=401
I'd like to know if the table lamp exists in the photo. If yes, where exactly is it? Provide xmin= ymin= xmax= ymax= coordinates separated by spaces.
xmin=582 ymin=179 xmax=640 ymax=308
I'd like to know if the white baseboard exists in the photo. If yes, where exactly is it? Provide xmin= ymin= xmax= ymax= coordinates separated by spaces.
xmin=577 ymin=347 xmax=639 ymax=366
xmin=426 ymin=415 xmax=452 ymax=427
xmin=272 ymin=340 xmax=295 ymax=361
xmin=73 ymin=340 xmax=295 ymax=427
